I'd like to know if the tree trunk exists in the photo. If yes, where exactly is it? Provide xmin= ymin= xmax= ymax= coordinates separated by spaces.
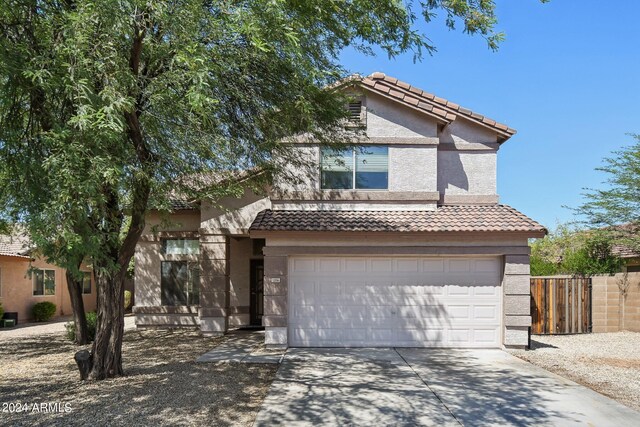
xmin=88 ymin=173 xmax=150 ymax=379
xmin=66 ymin=269 xmax=89 ymax=345
xmin=90 ymin=267 xmax=126 ymax=379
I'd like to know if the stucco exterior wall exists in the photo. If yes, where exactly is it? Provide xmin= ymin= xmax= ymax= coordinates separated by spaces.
xmin=440 ymin=117 xmax=498 ymax=144
xmin=366 ymin=93 xmax=438 ymax=138
xmin=0 ymin=255 xmax=96 ymax=323
xmin=437 ymin=150 xmax=497 ymax=196
xmin=201 ymin=190 xmax=271 ymax=234
xmin=271 ymin=91 xmax=500 ymax=207
xmin=135 ymin=191 xmax=266 ymax=329
xmin=388 ymin=146 xmax=437 ymax=192
xmin=142 ymin=210 xmax=201 ymax=235
xmin=229 ymin=237 xmax=253 ymax=327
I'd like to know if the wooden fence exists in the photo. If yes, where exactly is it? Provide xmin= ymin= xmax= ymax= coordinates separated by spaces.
xmin=530 ymin=277 xmax=592 ymax=335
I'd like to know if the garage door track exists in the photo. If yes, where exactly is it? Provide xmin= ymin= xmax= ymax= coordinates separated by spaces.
xmin=254 ymin=348 xmax=640 ymax=426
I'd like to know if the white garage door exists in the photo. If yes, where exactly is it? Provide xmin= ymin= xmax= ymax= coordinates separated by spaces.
xmin=289 ymin=256 xmax=502 ymax=348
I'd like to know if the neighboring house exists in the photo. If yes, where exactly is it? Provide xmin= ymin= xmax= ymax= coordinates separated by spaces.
xmin=612 ymin=245 xmax=640 ymax=272
xmin=134 ymin=72 xmax=546 ymax=349
xmin=0 ymin=232 xmax=97 ymax=323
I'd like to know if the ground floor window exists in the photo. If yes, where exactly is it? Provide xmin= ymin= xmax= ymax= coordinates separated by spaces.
xmin=33 ymin=269 xmax=56 ymax=296
xmin=161 ymin=261 xmax=200 ymax=306
xmin=82 ymin=272 xmax=92 ymax=294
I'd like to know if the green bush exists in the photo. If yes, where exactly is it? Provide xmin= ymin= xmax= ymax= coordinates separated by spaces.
xmin=124 ymin=290 xmax=132 ymax=311
xmin=65 ymin=312 xmax=98 ymax=342
xmin=32 ymin=301 xmax=57 ymax=322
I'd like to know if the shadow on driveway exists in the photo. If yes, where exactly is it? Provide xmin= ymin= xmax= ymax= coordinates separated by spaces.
xmin=255 ymin=348 xmax=640 ymax=426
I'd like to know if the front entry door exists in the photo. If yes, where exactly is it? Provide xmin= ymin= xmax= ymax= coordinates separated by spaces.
xmin=250 ymin=260 xmax=264 ymax=326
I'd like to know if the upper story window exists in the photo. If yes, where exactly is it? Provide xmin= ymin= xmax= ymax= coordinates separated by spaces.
xmin=33 ymin=269 xmax=56 ymax=296
xmin=163 ymin=239 xmax=199 ymax=255
xmin=321 ymin=146 xmax=388 ymax=190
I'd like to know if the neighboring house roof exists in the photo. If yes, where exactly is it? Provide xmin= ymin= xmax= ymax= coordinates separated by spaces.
xmin=611 ymin=245 xmax=639 ymax=259
xmin=250 ymin=205 xmax=546 ymax=235
xmin=0 ymin=231 xmax=33 ymax=259
xmin=348 ymin=72 xmax=516 ymax=142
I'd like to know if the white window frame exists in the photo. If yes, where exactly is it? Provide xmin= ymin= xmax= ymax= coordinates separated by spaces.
xmin=33 ymin=269 xmax=56 ymax=297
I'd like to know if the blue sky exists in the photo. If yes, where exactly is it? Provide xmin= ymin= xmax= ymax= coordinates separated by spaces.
xmin=339 ymin=0 xmax=640 ymax=230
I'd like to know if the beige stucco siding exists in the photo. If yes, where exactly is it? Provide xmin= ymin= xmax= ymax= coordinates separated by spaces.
xmin=142 ymin=210 xmax=201 ymax=235
xmin=229 ymin=237 xmax=253 ymax=326
xmin=441 ymin=117 xmax=498 ymax=144
xmin=201 ymin=190 xmax=271 ymax=234
xmin=388 ymin=146 xmax=437 ymax=192
xmin=366 ymin=93 xmax=438 ymax=138
xmin=437 ymin=150 xmax=496 ymax=196
xmin=134 ymin=241 xmax=162 ymax=307
xmin=0 ymin=255 xmax=96 ymax=322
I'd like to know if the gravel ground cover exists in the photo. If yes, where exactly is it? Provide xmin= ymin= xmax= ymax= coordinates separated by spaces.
xmin=0 ymin=328 xmax=277 ymax=427
xmin=510 ymin=332 xmax=640 ymax=412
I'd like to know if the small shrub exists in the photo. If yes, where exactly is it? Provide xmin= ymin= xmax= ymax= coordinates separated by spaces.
xmin=124 ymin=290 xmax=132 ymax=310
xmin=65 ymin=312 xmax=98 ymax=342
xmin=0 ymin=301 xmax=4 ymax=319
xmin=32 ymin=301 xmax=57 ymax=322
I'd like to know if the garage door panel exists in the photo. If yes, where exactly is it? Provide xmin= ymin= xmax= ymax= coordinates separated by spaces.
xmin=474 ymin=328 xmax=499 ymax=345
xmin=473 ymin=305 xmax=499 ymax=322
xmin=344 ymin=259 xmax=367 ymax=272
xmin=446 ymin=285 xmax=472 ymax=296
xmin=289 ymin=256 xmax=502 ymax=348
xmin=447 ymin=304 xmax=471 ymax=320
xmin=474 ymin=285 xmax=499 ymax=296
xmin=291 ymin=258 xmax=316 ymax=273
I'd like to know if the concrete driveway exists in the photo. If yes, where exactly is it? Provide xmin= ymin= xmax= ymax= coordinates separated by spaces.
xmin=254 ymin=348 xmax=640 ymax=426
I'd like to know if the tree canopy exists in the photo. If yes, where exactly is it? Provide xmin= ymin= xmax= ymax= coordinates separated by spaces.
xmin=530 ymin=224 xmax=621 ymax=276
xmin=0 ymin=0 xmax=547 ymax=378
xmin=574 ymin=134 xmax=640 ymax=256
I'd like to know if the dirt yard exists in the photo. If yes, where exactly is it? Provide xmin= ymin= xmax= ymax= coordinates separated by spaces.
xmin=510 ymin=331 xmax=640 ymax=412
xmin=0 ymin=328 xmax=277 ymax=426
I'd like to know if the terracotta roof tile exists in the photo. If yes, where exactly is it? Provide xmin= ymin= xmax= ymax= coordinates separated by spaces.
xmin=0 ymin=231 xmax=32 ymax=259
xmin=358 ymin=73 xmax=517 ymax=141
xmin=388 ymin=89 xmax=405 ymax=99
xmin=250 ymin=205 xmax=546 ymax=235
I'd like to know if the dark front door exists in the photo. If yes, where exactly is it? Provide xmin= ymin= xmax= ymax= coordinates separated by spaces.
xmin=250 ymin=260 xmax=264 ymax=326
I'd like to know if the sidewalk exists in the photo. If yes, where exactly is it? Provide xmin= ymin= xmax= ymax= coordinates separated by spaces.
xmin=0 ymin=314 xmax=136 ymax=341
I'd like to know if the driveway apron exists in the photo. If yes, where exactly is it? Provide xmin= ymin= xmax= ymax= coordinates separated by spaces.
xmin=254 ymin=348 xmax=457 ymax=426
xmin=255 ymin=348 xmax=640 ymax=427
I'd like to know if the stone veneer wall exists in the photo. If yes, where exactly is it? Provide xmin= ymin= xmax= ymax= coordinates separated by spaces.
xmin=592 ymin=272 xmax=640 ymax=333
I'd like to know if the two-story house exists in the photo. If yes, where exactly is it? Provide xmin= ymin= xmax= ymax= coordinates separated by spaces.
xmin=133 ymin=72 xmax=546 ymax=349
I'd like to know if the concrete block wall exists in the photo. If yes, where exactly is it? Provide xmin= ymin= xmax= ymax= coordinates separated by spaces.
xmin=503 ymin=255 xmax=532 ymax=348
xmin=592 ymin=273 xmax=640 ymax=333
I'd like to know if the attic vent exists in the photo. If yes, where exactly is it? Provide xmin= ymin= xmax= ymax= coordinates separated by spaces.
xmin=348 ymin=100 xmax=363 ymax=122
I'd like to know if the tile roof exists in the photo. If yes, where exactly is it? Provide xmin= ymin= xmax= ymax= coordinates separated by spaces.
xmin=250 ymin=205 xmax=546 ymax=235
xmin=169 ymin=199 xmax=198 ymax=210
xmin=0 ymin=231 xmax=32 ymax=259
xmin=611 ymin=244 xmax=640 ymax=259
xmin=353 ymin=72 xmax=516 ymax=142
